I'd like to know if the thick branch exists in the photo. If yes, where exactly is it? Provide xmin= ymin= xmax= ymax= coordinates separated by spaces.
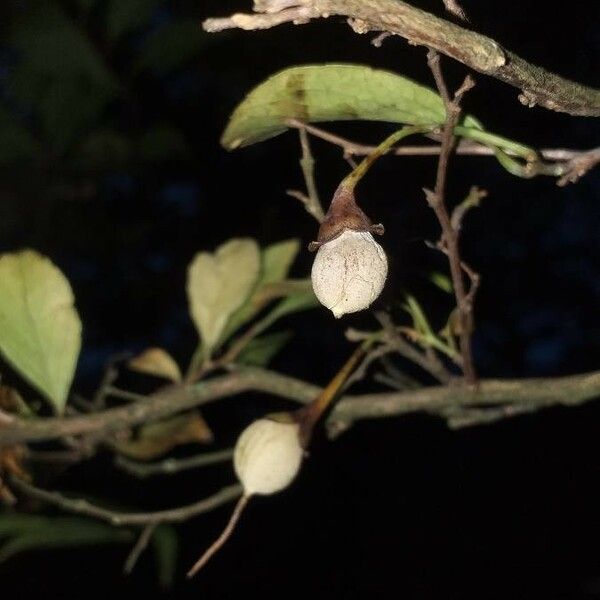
xmin=2 ymin=368 xmax=600 ymax=446
xmin=203 ymin=0 xmax=600 ymax=117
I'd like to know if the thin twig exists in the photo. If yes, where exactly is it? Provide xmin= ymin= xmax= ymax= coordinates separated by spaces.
xmin=105 ymin=387 xmax=148 ymax=403
xmin=342 ymin=345 xmax=396 ymax=392
xmin=92 ymin=361 xmax=119 ymax=410
xmin=375 ymin=312 xmax=453 ymax=383
xmin=425 ymin=50 xmax=477 ymax=384
xmin=124 ymin=523 xmax=157 ymax=574
xmin=450 ymin=186 xmax=488 ymax=232
xmin=186 ymin=494 xmax=249 ymax=578
xmin=286 ymin=120 xmax=599 ymax=185
xmin=378 ymin=355 xmax=422 ymax=389
xmin=10 ymin=476 xmax=243 ymax=526
xmin=441 ymin=403 xmax=540 ymax=429
xmin=289 ymin=128 xmax=325 ymax=221
xmin=115 ymin=449 xmax=234 ymax=479
xmin=557 ymin=147 xmax=600 ymax=186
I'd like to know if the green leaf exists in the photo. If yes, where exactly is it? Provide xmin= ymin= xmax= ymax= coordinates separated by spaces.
xmin=429 ymin=272 xmax=453 ymax=294
xmin=187 ymin=239 xmax=261 ymax=357
xmin=0 ymin=250 xmax=82 ymax=414
xmin=106 ymin=0 xmax=162 ymax=40
xmin=221 ymin=64 xmax=478 ymax=149
xmin=253 ymin=290 xmax=320 ymax=334
xmin=403 ymin=294 xmax=434 ymax=338
xmin=237 ymin=331 xmax=293 ymax=367
xmin=262 ymin=239 xmax=301 ymax=284
xmin=220 ymin=239 xmax=301 ymax=342
xmin=221 ymin=64 xmax=541 ymax=177
xmin=135 ymin=20 xmax=207 ymax=74
xmin=152 ymin=525 xmax=179 ymax=589
xmin=0 ymin=515 xmax=132 ymax=563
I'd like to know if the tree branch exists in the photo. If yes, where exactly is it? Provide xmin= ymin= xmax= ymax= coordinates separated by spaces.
xmin=2 ymin=368 xmax=600 ymax=446
xmin=10 ymin=476 xmax=242 ymax=526
xmin=286 ymin=120 xmax=600 ymax=184
xmin=115 ymin=449 xmax=234 ymax=479
xmin=424 ymin=51 xmax=478 ymax=384
xmin=203 ymin=0 xmax=600 ymax=117
xmin=123 ymin=523 xmax=157 ymax=574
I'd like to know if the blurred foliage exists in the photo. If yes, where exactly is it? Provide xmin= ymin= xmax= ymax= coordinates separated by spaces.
xmin=0 ymin=0 xmax=210 ymax=168
xmin=0 ymin=514 xmax=133 ymax=563
xmin=151 ymin=524 xmax=179 ymax=588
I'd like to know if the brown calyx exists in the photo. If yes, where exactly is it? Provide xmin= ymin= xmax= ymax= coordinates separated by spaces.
xmin=308 ymin=182 xmax=384 ymax=252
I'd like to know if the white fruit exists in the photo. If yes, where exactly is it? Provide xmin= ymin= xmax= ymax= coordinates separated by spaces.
xmin=234 ymin=417 xmax=303 ymax=496
xmin=311 ymin=229 xmax=388 ymax=318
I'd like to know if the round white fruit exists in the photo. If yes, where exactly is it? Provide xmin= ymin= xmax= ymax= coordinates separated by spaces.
xmin=311 ymin=230 xmax=388 ymax=318
xmin=234 ymin=418 xmax=304 ymax=496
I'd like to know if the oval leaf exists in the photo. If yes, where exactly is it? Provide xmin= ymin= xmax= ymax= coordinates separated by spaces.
xmin=187 ymin=239 xmax=260 ymax=356
xmin=220 ymin=238 xmax=301 ymax=342
xmin=222 ymin=64 xmax=460 ymax=149
xmin=0 ymin=250 xmax=81 ymax=414
xmin=220 ymin=64 xmax=538 ymax=173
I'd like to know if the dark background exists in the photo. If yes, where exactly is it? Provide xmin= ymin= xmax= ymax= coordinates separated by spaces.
xmin=1 ymin=0 xmax=600 ymax=597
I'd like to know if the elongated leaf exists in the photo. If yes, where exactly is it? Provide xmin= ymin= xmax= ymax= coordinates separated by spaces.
xmin=237 ymin=331 xmax=293 ymax=367
xmin=222 ymin=64 xmax=480 ymax=149
xmin=403 ymin=295 xmax=434 ymax=338
xmin=221 ymin=64 xmax=540 ymax=177
xmin=248 ymin=290 xmax=319 ymax=341
xmin=0 ymin=250 xmax=81 ymax=414
xmin=0 ymin=515 xmax=132 ymax=563
xmin=429 ymin=272 xmax=453 ymax=294
xmin=187 ymin=239 xmax=260 ymax=357
xmin=261 ymin=239 xmax=300 ymax=284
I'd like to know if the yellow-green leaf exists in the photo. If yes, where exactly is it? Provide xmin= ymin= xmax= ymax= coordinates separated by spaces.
xmin=237 ymin=330 xmax=293 ymax=367
xmin=220 ymin=239 xmax=301 ymax=342
xmin=429 ymin=272 xmax=453 ymax=294
xmin=222 ymin=64 xmax=539 ymax=175
xmin=0 ymin=250 xmax=81 ymax=414
xmin=127 ymin=347 xmax=182 ymax=382
xmin=261 ymin=239 xmax=300 ymax=284
xmin=186 ymin=239 xmax=260 ymax=357
xmin=222 ymin=64 xmax=469 ymax=149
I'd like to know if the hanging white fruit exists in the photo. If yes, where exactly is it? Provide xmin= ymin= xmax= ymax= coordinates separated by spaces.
xmin=311 ymin=229 xmax=388 ymax=318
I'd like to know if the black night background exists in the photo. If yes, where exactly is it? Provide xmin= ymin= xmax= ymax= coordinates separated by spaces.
xmin=1 ymin=0 xmax=600 ymax=598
